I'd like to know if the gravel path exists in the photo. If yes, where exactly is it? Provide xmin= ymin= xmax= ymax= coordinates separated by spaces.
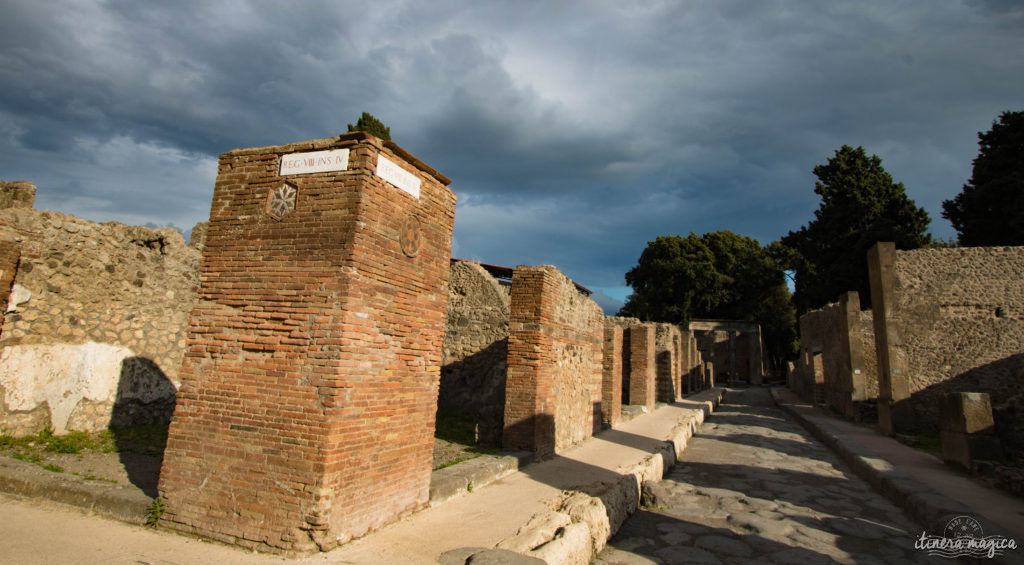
xmin=597 ymin=387 xmax=933 ymax=565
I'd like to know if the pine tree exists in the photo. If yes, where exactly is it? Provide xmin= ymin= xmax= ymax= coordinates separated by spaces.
xmin=942 ymin=111 xmax=1024 ymax=246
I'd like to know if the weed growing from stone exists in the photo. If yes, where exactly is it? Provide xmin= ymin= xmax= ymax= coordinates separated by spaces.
xmin=145 ymin=497 xmax=165 ymax=527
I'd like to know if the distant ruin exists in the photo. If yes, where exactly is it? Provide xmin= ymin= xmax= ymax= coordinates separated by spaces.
xmin=791 ymin=242 xmax=1024 ymax=459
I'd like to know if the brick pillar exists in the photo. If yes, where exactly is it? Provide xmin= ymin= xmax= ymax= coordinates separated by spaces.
xmin=868 ymin=242 xmax=910 ymax=435
xmin=157 ymin=133 xmax=456 ymax=553
xmin=503 ymin=265 xmax=603 ymax=457
xmin=706 ymin=361 xmax=715 ymax=388
xmin=674 ymin=329 xmax=683 ymax=400
xmin=749 ymin=327 xmax=764 ymax=385
xmin=602 ymin=324 xmax=623 ymax=427
xmin=654 ymin=323 xmax=677 ymax=403
xmin=629 ymin=324 xmax=656 ymax=410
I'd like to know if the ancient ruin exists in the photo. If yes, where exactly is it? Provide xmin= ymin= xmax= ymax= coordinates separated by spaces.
xmin=6 ymin=130 xmax=1023 ymax=560
xmin=0 ymin=181 xmax=199 ymax=436
xmin=155 ymin=132 xmax=456 ymax=552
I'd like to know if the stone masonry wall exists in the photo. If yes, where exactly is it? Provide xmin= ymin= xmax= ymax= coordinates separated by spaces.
xmin=870 ymin=243 xmax=1024 ymax=433
xmin=503 ymin=265 xmax=604 ymax=457
xmin=157 ymin=133 xmax=456 ymax=553
xmin=440 ymin=260 xmax=510 ymax=446
xmin=793 ymin=292 xmax=878 ymax=419
xmin=0 ymin=188 xmax=200 ymax=435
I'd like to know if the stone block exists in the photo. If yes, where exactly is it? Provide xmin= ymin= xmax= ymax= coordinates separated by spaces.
xmin=940 ymin=392 xmax=995 ymax=434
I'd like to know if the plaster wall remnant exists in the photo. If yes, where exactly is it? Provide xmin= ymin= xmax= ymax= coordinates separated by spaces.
xmin=868 ymin=242 xmax=1024 ymax=436
xmin=157 ymin=132 xmax=456 ymax=554
xmin=503 ymin=265 xmax=604 ymax=457
xmin=0 ymin=187 xmax=200 ymax=436
xmin=440 ymin=259 xmax=510 ymax=446
xmin=792 ymin=291 xmax=878 ymax=420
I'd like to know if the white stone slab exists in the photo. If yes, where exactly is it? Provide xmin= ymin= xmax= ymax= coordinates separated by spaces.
xmin=280 ymin=148 xmax=350 ymax=175
xmin=376 ymin=154 xmax=421 ymax=198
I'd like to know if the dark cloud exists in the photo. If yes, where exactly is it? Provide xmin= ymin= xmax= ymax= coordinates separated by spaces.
xmin=1 ymin=0 xmax=1021 ymax=292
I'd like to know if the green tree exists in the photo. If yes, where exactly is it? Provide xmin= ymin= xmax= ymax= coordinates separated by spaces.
xmin=347 ymin=112 xmax=391 ymax=141
xmin=778 ymin=145 xmax=931 ymax=313
xmin=942 ymin=110 xmax=1024 ymax=246
xmin=620 ymin=231 xmax=798 ymax=366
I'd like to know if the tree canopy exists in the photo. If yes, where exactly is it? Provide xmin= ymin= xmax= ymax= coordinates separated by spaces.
xmin=347 ymin=112 xmax=391 ymax=141
xmin=620 ymin=231 xmax=797 ymax=366
xmin=942 ymin=110 xmax=1024 ymax=246
xmin=778 ymin=145 xmax=931 ymax=313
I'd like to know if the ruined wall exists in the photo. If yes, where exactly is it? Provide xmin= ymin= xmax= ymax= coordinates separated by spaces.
xmin=0 ymin=181 xmax=36 ymax=210
xmin=158 ymin=133 xmax=456 ymax=552
xmin=504 ymin=265 xmax=604 ymax=457
xmin=689 ymin=320 xmax=764 ymax=384
xmin=440 ymin=260 xmax=510 ymax=446
xmin=628 ymin=323 xmax=656 ymax=410
xmin=654 ymin=323 xmax=682 ymax=402
xmin=869 ymin=243 xmax=1024 ymax=433
xmin=795 ymin=304 xmax=841 ymax=404
xmin=601 ymin=322 xmax=623 ymax=427
xmin=793 ymin=292 xmax=878 ymax=418
xmin=0 ymin=189 xmax=200 ymax=435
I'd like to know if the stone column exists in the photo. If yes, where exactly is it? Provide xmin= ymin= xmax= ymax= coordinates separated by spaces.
xmin=868 ymin=242 xmax=911 ymax=435
xmin=940 ymin=392 xmax=1002 ymax=470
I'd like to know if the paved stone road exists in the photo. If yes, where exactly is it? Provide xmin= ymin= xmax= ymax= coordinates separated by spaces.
xmin=596 ymin=387 xmax=933 ymax=565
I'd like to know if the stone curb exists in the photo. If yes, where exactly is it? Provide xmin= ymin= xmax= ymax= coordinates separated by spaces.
xmin=490 ymin=388 xmax=725 ymax=565
xmin=769 ymin=387 xmax=1021 ymax=548
xmin=0 ymin=456 xmax=152 ymax=525
xmin=430 ymin=451 xmax=534 ymax=507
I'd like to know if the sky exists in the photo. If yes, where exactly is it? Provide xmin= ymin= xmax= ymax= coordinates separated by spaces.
xmin=1 ymin=1 xmax=1022 ymax=314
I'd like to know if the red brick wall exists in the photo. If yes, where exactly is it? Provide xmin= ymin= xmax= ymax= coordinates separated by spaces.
xmin=629 ymin=323 xmax=656 ymax=410
xmin=602 ymin=324 xmax=623 ymax=426
xmin=503 ymin=265 xmax=603 ymax=457
xmin=157 ymin=133 xmax=455 ymax=553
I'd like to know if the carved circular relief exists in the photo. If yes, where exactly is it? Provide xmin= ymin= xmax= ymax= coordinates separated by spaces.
xmin=267 ymin=182 xmax=297 ymax=220
xmin=400 ymin=215 xmax=423 ymax=258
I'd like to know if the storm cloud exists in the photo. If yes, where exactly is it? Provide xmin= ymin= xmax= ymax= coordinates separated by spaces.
xmin=1 ymin=1 xmax=1021 ymax=304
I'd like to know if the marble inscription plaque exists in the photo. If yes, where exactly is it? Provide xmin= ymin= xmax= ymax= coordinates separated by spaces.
xmin=280 ymin=148 xmax=350 ymax=175
xmin=376 ymin=154 xmax=421 ymax=198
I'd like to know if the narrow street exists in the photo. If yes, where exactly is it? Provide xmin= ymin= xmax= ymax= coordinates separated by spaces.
xmin=597 ymin=387 xmax=932 ymax=565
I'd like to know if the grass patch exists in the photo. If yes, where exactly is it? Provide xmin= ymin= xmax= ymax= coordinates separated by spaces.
xmin=911 ymin=431 xmax=942 ymax=456
xmin=42 ymin=463 xmax=64 ymax=473
xmin=434 ymin=409 xmax=476 ymax=446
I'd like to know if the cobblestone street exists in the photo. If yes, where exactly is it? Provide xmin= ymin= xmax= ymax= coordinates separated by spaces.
xmin=597 ymin=387 xmax=933 ymax=565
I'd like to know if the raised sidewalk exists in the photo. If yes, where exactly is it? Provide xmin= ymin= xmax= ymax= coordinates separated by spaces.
xmin=771 ymin=386 xmax=1024 ymax=549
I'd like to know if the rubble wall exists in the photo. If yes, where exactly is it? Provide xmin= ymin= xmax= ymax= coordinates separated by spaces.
xmin=0 ymin=189 xmax=200 ymax=435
